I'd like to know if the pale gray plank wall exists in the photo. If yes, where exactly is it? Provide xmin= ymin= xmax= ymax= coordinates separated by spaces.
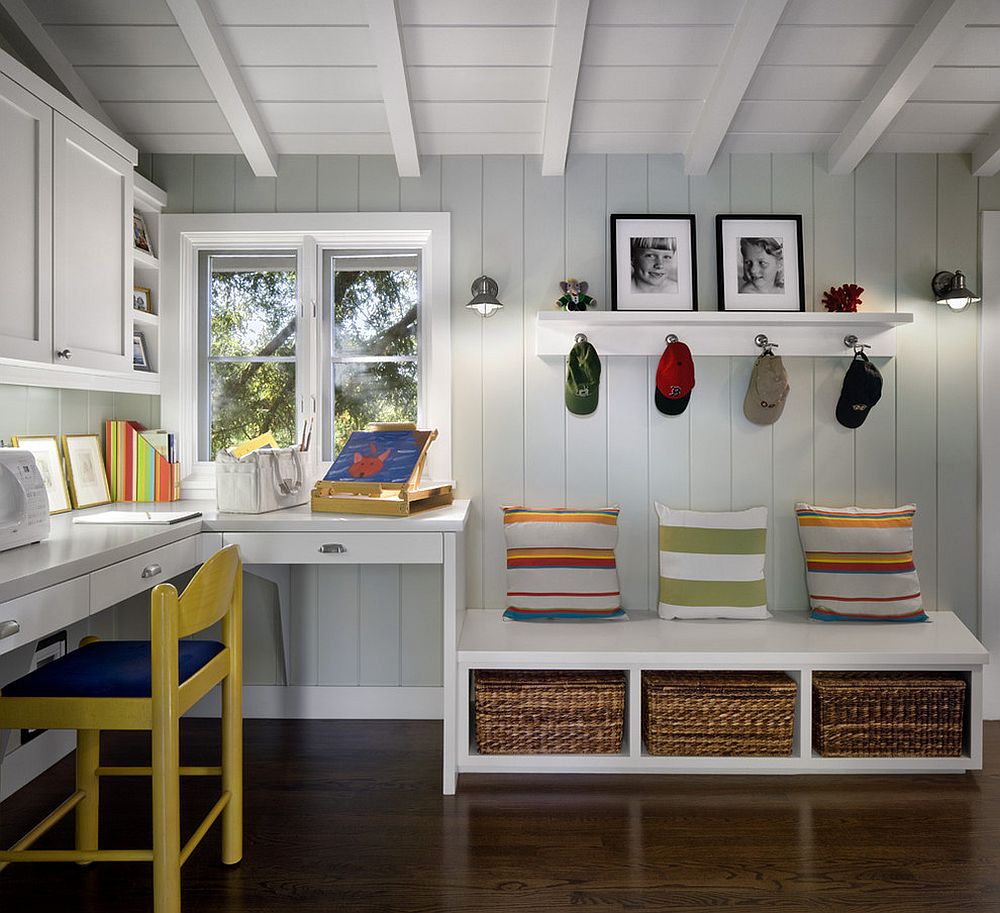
xmin=148 ymin=152 xmax=987 ymax=688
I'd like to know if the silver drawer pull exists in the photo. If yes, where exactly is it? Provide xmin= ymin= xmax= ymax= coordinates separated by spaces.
xmin=318 ymin=543 xmax=347 ymax=554
xmin=0 ymin=620 xmax=20 ymax=640
xmin=141 ymin=563 xmax=163 ymax=579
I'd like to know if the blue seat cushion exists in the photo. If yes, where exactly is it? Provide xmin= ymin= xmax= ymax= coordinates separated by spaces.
xmin=1 ymin=640 xmax=226 ymax=698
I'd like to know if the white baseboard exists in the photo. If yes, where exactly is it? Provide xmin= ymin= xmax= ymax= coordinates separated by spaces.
xmin=187 ymin=685 xmax=443 ymax=720
xmin=1 ymin=729 xmax=75 ymax=802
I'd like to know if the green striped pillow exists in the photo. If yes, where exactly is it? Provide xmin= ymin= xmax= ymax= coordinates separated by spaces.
xmin=655 ymin=503 xmax=770 ymax=620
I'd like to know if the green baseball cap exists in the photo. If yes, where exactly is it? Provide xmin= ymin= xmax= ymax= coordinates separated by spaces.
xmin=565 ymin=340 xmax=601 ymax=415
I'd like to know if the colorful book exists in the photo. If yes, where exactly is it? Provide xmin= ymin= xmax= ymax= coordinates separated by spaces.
xmin=105 ymin=420 xmax=181 ymax=503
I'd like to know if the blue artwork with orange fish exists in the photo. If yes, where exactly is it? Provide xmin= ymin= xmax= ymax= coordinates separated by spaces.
xmin=323 ymin=430 xmax=431 ymax=484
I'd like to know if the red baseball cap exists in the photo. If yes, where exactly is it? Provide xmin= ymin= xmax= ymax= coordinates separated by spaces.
xmin=655 ymin=341 xmax=695 ymax=415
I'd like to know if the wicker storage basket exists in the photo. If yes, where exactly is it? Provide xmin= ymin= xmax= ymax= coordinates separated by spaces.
xmin=474 ymin=670 xmax=625 ymax=755
xmin=642 ymin=671 xmax=797 ymax=757
xmin=812 ymin=672 xmax=966 ymax=757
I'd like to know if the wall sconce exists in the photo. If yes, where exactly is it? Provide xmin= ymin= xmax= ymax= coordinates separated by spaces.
xmin=932 ymin=269 xmax=981 ymax=312
xmin=466 ymin=275 xmax=503 ymax=317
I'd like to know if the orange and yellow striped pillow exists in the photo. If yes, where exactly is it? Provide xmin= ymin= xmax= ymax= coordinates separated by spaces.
xmin=502 ymin=507 xmax=625 ymax=621
xmin=795 ymin=503 xmax=926 ymax=622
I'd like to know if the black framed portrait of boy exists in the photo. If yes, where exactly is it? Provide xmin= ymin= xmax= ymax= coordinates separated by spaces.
xmin=716 ymin=215 xmax=804 ymax=312
xmin=610 ymin=214 xmax=697 ymax=311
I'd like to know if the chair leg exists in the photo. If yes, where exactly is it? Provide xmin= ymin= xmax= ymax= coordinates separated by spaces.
xmin=75 ymin=729 xmax=100 ymax=861
xmin=152 ymin=714 xmax=181 ymax=913
xmin=221 ymin=674 xmax=243 ymax=865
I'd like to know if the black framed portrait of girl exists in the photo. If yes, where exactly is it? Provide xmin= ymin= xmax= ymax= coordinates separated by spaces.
xmin=610 ymin=214 xmax=698 ymax=311
xmin=716 ymin=215 xmax=805 ymax=312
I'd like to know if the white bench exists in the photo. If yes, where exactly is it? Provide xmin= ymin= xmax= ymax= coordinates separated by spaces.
xmin=443 ymin=609 xmax=989 ymax=792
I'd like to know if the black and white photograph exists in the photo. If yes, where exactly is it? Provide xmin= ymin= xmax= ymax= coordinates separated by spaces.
xmin=611 ymin=214 xmax=697 ymax=311
xmin=716 ymin=215 xmax=804 ymax=311
xmin=133 ymin=329 xmax=151 ymax=371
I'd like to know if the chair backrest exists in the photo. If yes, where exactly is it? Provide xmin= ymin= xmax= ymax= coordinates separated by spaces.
xmin=175 ymin=544 xmax=241 ymax=639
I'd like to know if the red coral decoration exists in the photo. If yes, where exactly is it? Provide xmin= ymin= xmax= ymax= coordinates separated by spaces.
xmin=822 ymin=283 xmax=864 ymax=313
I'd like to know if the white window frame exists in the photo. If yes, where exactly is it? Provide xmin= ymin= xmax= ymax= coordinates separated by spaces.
xmin=159 ymin=212 xmax=452 ymax=493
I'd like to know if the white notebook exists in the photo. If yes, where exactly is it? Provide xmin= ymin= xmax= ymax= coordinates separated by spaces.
xmin=73 ymin=510 xmax=202 ymax=526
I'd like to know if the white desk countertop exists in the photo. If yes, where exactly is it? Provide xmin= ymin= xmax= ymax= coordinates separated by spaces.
xmin=0 ymin=499 xmax=471 ymax=604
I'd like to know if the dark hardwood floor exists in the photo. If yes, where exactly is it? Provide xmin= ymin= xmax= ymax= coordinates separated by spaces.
xmin=2 ymin=719 xmax=1000 ymax=912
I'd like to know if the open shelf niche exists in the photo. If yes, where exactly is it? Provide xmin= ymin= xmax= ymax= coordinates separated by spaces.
xmin=132 ymin=172 xmax=166 ymax=385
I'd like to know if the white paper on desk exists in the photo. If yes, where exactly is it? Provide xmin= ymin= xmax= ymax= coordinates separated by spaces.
xmin=73 ymin=510 xmax=202 ymax=525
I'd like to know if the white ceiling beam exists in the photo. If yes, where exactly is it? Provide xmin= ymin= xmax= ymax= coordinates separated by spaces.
xmin=972 ymin=131 xmax=1000 ymax=177
xmin=0 ymin=0 xmax=117 ymax=131
xmin=827 ymin=0 xmax=980 ymax=175
xmin=365 ymin=0 xmax=420 ymax=178
xmin=541 ymin=0 xmax=590 ymax=177
xmin=684 ymin=0 xmax=788 ymax=176
xmin=164 ymin=0 xmax=277 ymax=177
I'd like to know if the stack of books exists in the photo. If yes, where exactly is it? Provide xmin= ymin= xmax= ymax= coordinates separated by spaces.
xmin=105 ymin=420 xmax=180 ymax=502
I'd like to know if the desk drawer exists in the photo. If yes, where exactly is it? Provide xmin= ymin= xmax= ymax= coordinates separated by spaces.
xmin=90 ymin=537 xmax=201 ymax=613
xmin=224 ymin=532 xmax=442 ymax=564
xmin=0 ymin=576 xmax=89 ymax=657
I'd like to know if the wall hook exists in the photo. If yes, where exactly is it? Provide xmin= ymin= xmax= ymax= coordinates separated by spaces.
xmin=665 ymin=334 xmax=679 ymax=345
xmin=574 ymin=333 xmax=588 ymax=345
xmin=843 ymin=334 xmax=871 ymax=354
xmin=754 ymin=333 xmax=778 ymax=355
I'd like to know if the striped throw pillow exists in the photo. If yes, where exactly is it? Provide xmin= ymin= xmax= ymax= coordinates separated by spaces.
xmin=795 ymin=503 xmax=926 ymax=622
xmin=502 ymin=507 xmax=626 ymax=621
xmin=655 ymin=504 xmax=769 ymax=620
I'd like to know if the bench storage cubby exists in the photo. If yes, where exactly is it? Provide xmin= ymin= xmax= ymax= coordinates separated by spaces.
xmin=474 ymin=670 xmax=625 ymax=755
xmin=812 ymin=671 xmax=967 ymax=758
xmin=642 ymin=671 xmax=796 ymax=757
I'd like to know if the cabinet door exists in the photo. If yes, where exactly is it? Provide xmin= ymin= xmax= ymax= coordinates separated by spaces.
xmin=52 ymin=113 xmax=132 ymax=373
xmin=0 ymin=73 xmax=52 ymax=362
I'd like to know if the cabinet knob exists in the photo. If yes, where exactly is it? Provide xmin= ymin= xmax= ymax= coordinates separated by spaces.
xmin=56 ymin=348 xmax=72 ymax=360
xmin=0 ymin=620 xmax=20 ymax=640
xmin=318 ymin=543 xmax=347 ymax=554
xmin=141 ymin=563 xmax=163 ymax=579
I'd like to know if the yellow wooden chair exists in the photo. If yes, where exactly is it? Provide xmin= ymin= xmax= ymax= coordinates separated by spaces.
xmin=0 ymin=544 xmax=243 ymax=913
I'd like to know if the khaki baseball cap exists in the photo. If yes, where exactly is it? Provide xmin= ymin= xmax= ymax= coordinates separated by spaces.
xmin=744 ymin=354 xmax=789 ymax=425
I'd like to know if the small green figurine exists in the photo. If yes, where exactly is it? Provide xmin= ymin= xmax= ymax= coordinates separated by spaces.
xmin=557 ymin=278 xmax=595 ymax=311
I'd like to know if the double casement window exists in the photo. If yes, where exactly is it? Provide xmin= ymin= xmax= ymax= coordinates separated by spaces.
xmin=161 ymin=216 xmax=451 ymax=488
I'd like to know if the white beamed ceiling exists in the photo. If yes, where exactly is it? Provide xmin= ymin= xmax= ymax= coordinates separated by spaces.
xmin=19 ymin=0 xmax=1000 ymax=164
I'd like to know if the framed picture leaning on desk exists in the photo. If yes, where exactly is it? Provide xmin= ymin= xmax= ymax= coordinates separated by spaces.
xmin=11 ymin=435 xmax=72 ymax=514
xmin=62 ymin=434 xmax=111 ymax=509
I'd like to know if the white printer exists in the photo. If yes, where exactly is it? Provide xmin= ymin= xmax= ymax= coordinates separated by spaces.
xmin=0 ymin=448 xmax=51 ymax=552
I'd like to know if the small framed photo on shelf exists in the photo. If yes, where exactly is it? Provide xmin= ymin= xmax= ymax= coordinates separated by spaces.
xmin=11 ymin=435 xmax=72 ymax=514
xmin=133 ymin=330 xmax=152 ymax=371
xmin=611 ymin=214 xmax=697 ymax=311
xmin=716 ymin=214 xmax=804 ymax=312
xmin=62 ymin=434 xmax=111 ymax=509
xmin=133 ymin=286 xmax=152 ymax=313
xmin=133 ymin=211 xmax=153 ymax=255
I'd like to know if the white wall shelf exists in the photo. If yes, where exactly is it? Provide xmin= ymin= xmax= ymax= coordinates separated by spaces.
xmin=535 ymin=311 xmax=914 ymax=358
xmin=0 ymin=356 xmax=160 ymax=395
xmin=133 ymin=248 xmax=160 ymax=271
xmin=132 ymin=172 xmax=166 ymax=384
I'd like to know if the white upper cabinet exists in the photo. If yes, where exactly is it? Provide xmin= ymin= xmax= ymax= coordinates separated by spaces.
xmin=52 ymin=114 xmax=132 ymax=373
xmin=0 ymin=72 xmax=52 ymax=362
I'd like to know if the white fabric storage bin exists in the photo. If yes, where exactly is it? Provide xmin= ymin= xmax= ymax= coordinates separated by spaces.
xmin=216 ymin=448 xmax=310 ymax=513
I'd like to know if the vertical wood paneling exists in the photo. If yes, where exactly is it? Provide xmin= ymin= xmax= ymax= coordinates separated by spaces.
xmin=235 ymin=156 xmax=276 ymax=212
xmin=192 ymin=154 xmax=235 ymax=212
xmin=401 ymin=155 xmax=442 ymax=211
xmin=896 ymin=154 xmax=938 ymax=610
xmin=317 ymin=565 xmax=361 ymax=685
xmin=647 ymin=154 xmax=688 ymax=212
xmin=690 ymin=155 xmax=729 ymax=312
xmin=317 ymin=155 xmax=359 ymax=210
xmin=689 ymin=357 xmax=732 ymax=510
xmin=854 ymin=154 xmax=896 ymax=507
xmin=277 ymin=155 xmax=318 ymax=211
xmin=358 ymin=565 xmax=401 ymax=685
xmin=936 ymin=153 xmax=979 ymax=630
xmin=442 ymin=156 xmax=484 ymax=607
xmin=730 ymin=154 xmax=771 ymax=213
xmin=564 ymin=154 xmax=608 ymax=506
xmin=359 ymin=155 xmax=400 ymax=211
xmin=522 ymin=157 xmax=567 ymax=506
xmin=400 ymin=566 xmax=443 ymax=686
xmin=481 ymin=155 xmax=525 ymax=610
xmin=288 ymin=565 xmax=318 ymax=685
xmin=606 ymin=155 xmax=649 ymax=612
xmin=812 ymin=156 xmax=855 ymax=503
xmin=152 ymin=154 xmax=193 ymax=212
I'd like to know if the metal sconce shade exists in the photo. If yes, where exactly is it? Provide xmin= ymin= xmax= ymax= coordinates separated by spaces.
xmin=932 ymin=269 xmax=981 ymax=312
xmin=466 ymin=275 xmax=503 ymax=317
